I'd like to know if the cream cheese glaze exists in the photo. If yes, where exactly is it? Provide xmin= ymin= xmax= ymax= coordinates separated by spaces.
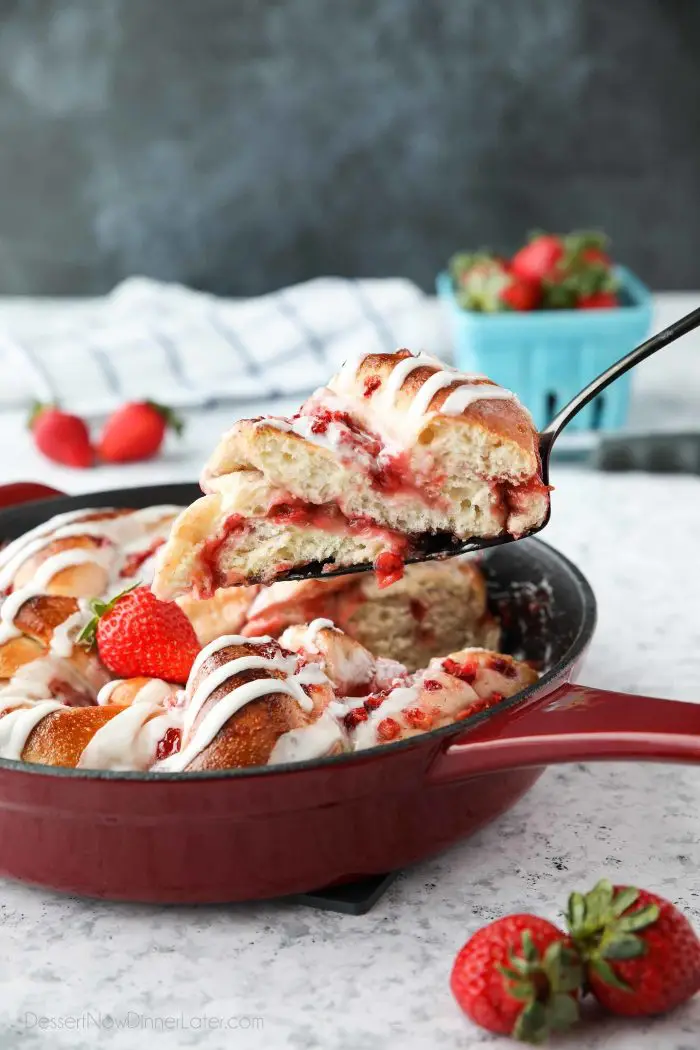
xmin=0 ymin=699 xmax=65 ymax=760
xmin=156 ymin=634 xmax=338 ymax=772
xmin=0 ymin=676 xmax=180 ymax=769
xmin=0 ymin=653 xmax=94 ymax=704
xmin=268 ymin=708 xmax=348 ymax=764
xmin=350 ymin=682 xmax=422 ymax=750
xmin=77 ymin=698 xmax=182 ymax=772
xmin=49 ymin=604 xmax=90 ymax=658
xmin=328 ymin=348 xmax=529 ymax=438
xmin=301 ymin=618 xmax=336 ymax=653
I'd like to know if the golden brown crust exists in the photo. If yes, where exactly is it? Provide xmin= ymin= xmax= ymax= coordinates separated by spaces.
xmin=21 ymin=704 xmax=120 ymax=767
xmin=183 ymin=642 xmax=308 ymax=771
xmin=13 ymin=536 xmax=107 ymax=595
xmin=353 ymin=350 xmax=538 ymax=455
xmin=0 ymin=594 xmax=108 ymax=694
xmin=13 ymin=595 xmax=80 ymax=647
xmin=0 ymin=636 xmax=45 ymax=680
xmin=185 ymin=691 xmax=306 ymax=771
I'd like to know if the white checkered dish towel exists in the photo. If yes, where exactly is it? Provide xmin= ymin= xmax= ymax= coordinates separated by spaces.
xmin=0 ymin=276 xmax=433 ymax=416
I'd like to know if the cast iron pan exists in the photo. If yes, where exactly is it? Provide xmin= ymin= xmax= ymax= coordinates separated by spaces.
xmin=0 ymin=482 xmax=697 ymax=903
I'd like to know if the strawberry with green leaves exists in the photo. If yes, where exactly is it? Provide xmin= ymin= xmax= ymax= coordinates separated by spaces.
xmin=98 ymin=400 xmax=183 ymax=464
xmin=449 ymin=251 xmax=512 ymax=312
xmin=449 ymin=250 xmax=541 ymax=313
xmin=79 ymin=585 xmax=200 ymax=683
xmin=450 ymin=914 xmax=582 ymax=1044
xmin=567 ymin=879 xmax=700 ymax=1017
xmin=542 ymin=230 xmax=619 ymax=309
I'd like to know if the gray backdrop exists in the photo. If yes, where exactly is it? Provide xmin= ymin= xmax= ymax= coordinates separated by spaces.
xmin=0 ymin=0 xmax=697 ymax=296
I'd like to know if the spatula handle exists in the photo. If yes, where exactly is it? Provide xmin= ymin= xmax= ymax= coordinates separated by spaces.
xmin=539 ymin=305 xmax=700 ymax=461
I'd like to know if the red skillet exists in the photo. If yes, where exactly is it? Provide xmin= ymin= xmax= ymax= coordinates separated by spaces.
xmin=0 ymin=482 xmax=698 ymax=903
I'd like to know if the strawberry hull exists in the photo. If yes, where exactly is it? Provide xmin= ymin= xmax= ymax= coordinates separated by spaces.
xmin=0 ymin=482 xmax=699 ymax=904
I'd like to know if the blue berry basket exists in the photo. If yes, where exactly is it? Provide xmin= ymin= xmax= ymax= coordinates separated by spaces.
xmin=436 ymin=266 xmax=653 ymax=432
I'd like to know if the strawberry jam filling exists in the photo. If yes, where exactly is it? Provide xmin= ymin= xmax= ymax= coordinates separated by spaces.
xmin=156 ymin=726 xmax=182 ymax=761
xmin=297 ymin=404 xmax=447 ymax=506
xmin=442 ymin=657 xmax=478 ymax=684
xmin=120 ymin=537 xmax=165 ymax=579
xmin=197 ymin=513 xmax=249 ymax=596
xmin=376 ymin=717 xmax=401 ymax=741
xmin=488 ymin=655 xmax=518 ymax=679
xmin=343 ymin=707 xmax=369 ymax=730
xmin=48 ymin=679 xmax=94 ymax=708
xmin=373 ymin=551 xmax=405 ymax=589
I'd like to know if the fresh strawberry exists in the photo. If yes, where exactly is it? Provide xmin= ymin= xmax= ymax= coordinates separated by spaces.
xmin=500 ymin=276 xmax=542 ymax=311
xmin=79 ymin=585 xmax=200 ymax=683
xmin=567 ymin=879 xmax=700 ymax=1017
xmin=511 ymin=234 xmax=565 ymax=282
xmin=580 ymin=246 xmax=612 ymax=268
xmin=28 ymin=403 xmax=93 ymax=469
xmin=450 ymin=251 xmax=513 ymax=312
xmin=577 ymin=291 xmax=619 ymax=309
xmin=451 ymin=914 xmax=582 ymax=1043
xmin=98 ymin=400 xmax=183 ymax=464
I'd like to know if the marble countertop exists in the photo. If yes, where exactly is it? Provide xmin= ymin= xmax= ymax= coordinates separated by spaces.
xmin=0 ymin=296 xmax=699 ymax=1048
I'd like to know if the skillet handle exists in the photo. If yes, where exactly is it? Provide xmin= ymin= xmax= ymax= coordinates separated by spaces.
xmin=426 ymin=683 xmax=700 ymax=783
xmin=0 ymin=483 xmax=65 ymax=509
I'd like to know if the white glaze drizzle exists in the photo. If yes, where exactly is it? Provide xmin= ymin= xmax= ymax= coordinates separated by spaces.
xmin=188 ymin=634 xmax=271 ymax=682
xmin=155 ymin=632 xmax=332 ymax=772
xmin=97 ymin=679 xmax=124 ymax=705
xmin=301 ymin=618 xmax=336 ymax=654
xmin=0 ymin=699 xmax=65 ymax=760
xmin=0 ymin=586 xmax=43 ymax=644
xmin=333 ymin=350 xmax=372 ymax=393
xmin=292 ymin=662 xmax=331 ymax=687
xmin=157 ymin=677 xmax=313 ymax=772
xmin=441 ymin=384 xmax=519 ymax=416
xmin=351 ymin=682 xmax=421 ymax=750
xmin=77 ymin=699 xmax=182 ymax=772
xmin=132 ymin=679 xmax=176 ymax=706
xmin=268 ymin=708 xmax=347 ymax=765
xmin=31 ymin=548 xmax=111 ymax=589
xmin=263 ymin=399 xmax=377 ymax=468
xmin=0 ymin=509 xmax=100 ymax=574
xmin=0 ymin=505 xmax=179 ymax=591
xmin=330 ymin=348 xmax=520 ymax=429
xmin=379 ymin=352 xmax=444 ymax=410
xmin=49 ymin=609 xmax=87 ymax=658
xmin=0 ymin=525 xmax=103 ymax=591
xmin=0 ymin=653 xmax=91 ymax=703
xmin=407 ymin=369 xmax=462 ymax=420
xmin=184 ymin=653 xmax=300 ymax=736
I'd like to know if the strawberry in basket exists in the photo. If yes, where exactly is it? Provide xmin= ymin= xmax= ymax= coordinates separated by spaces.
xmin=449 ymin=230 xmax=620 ymax=312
